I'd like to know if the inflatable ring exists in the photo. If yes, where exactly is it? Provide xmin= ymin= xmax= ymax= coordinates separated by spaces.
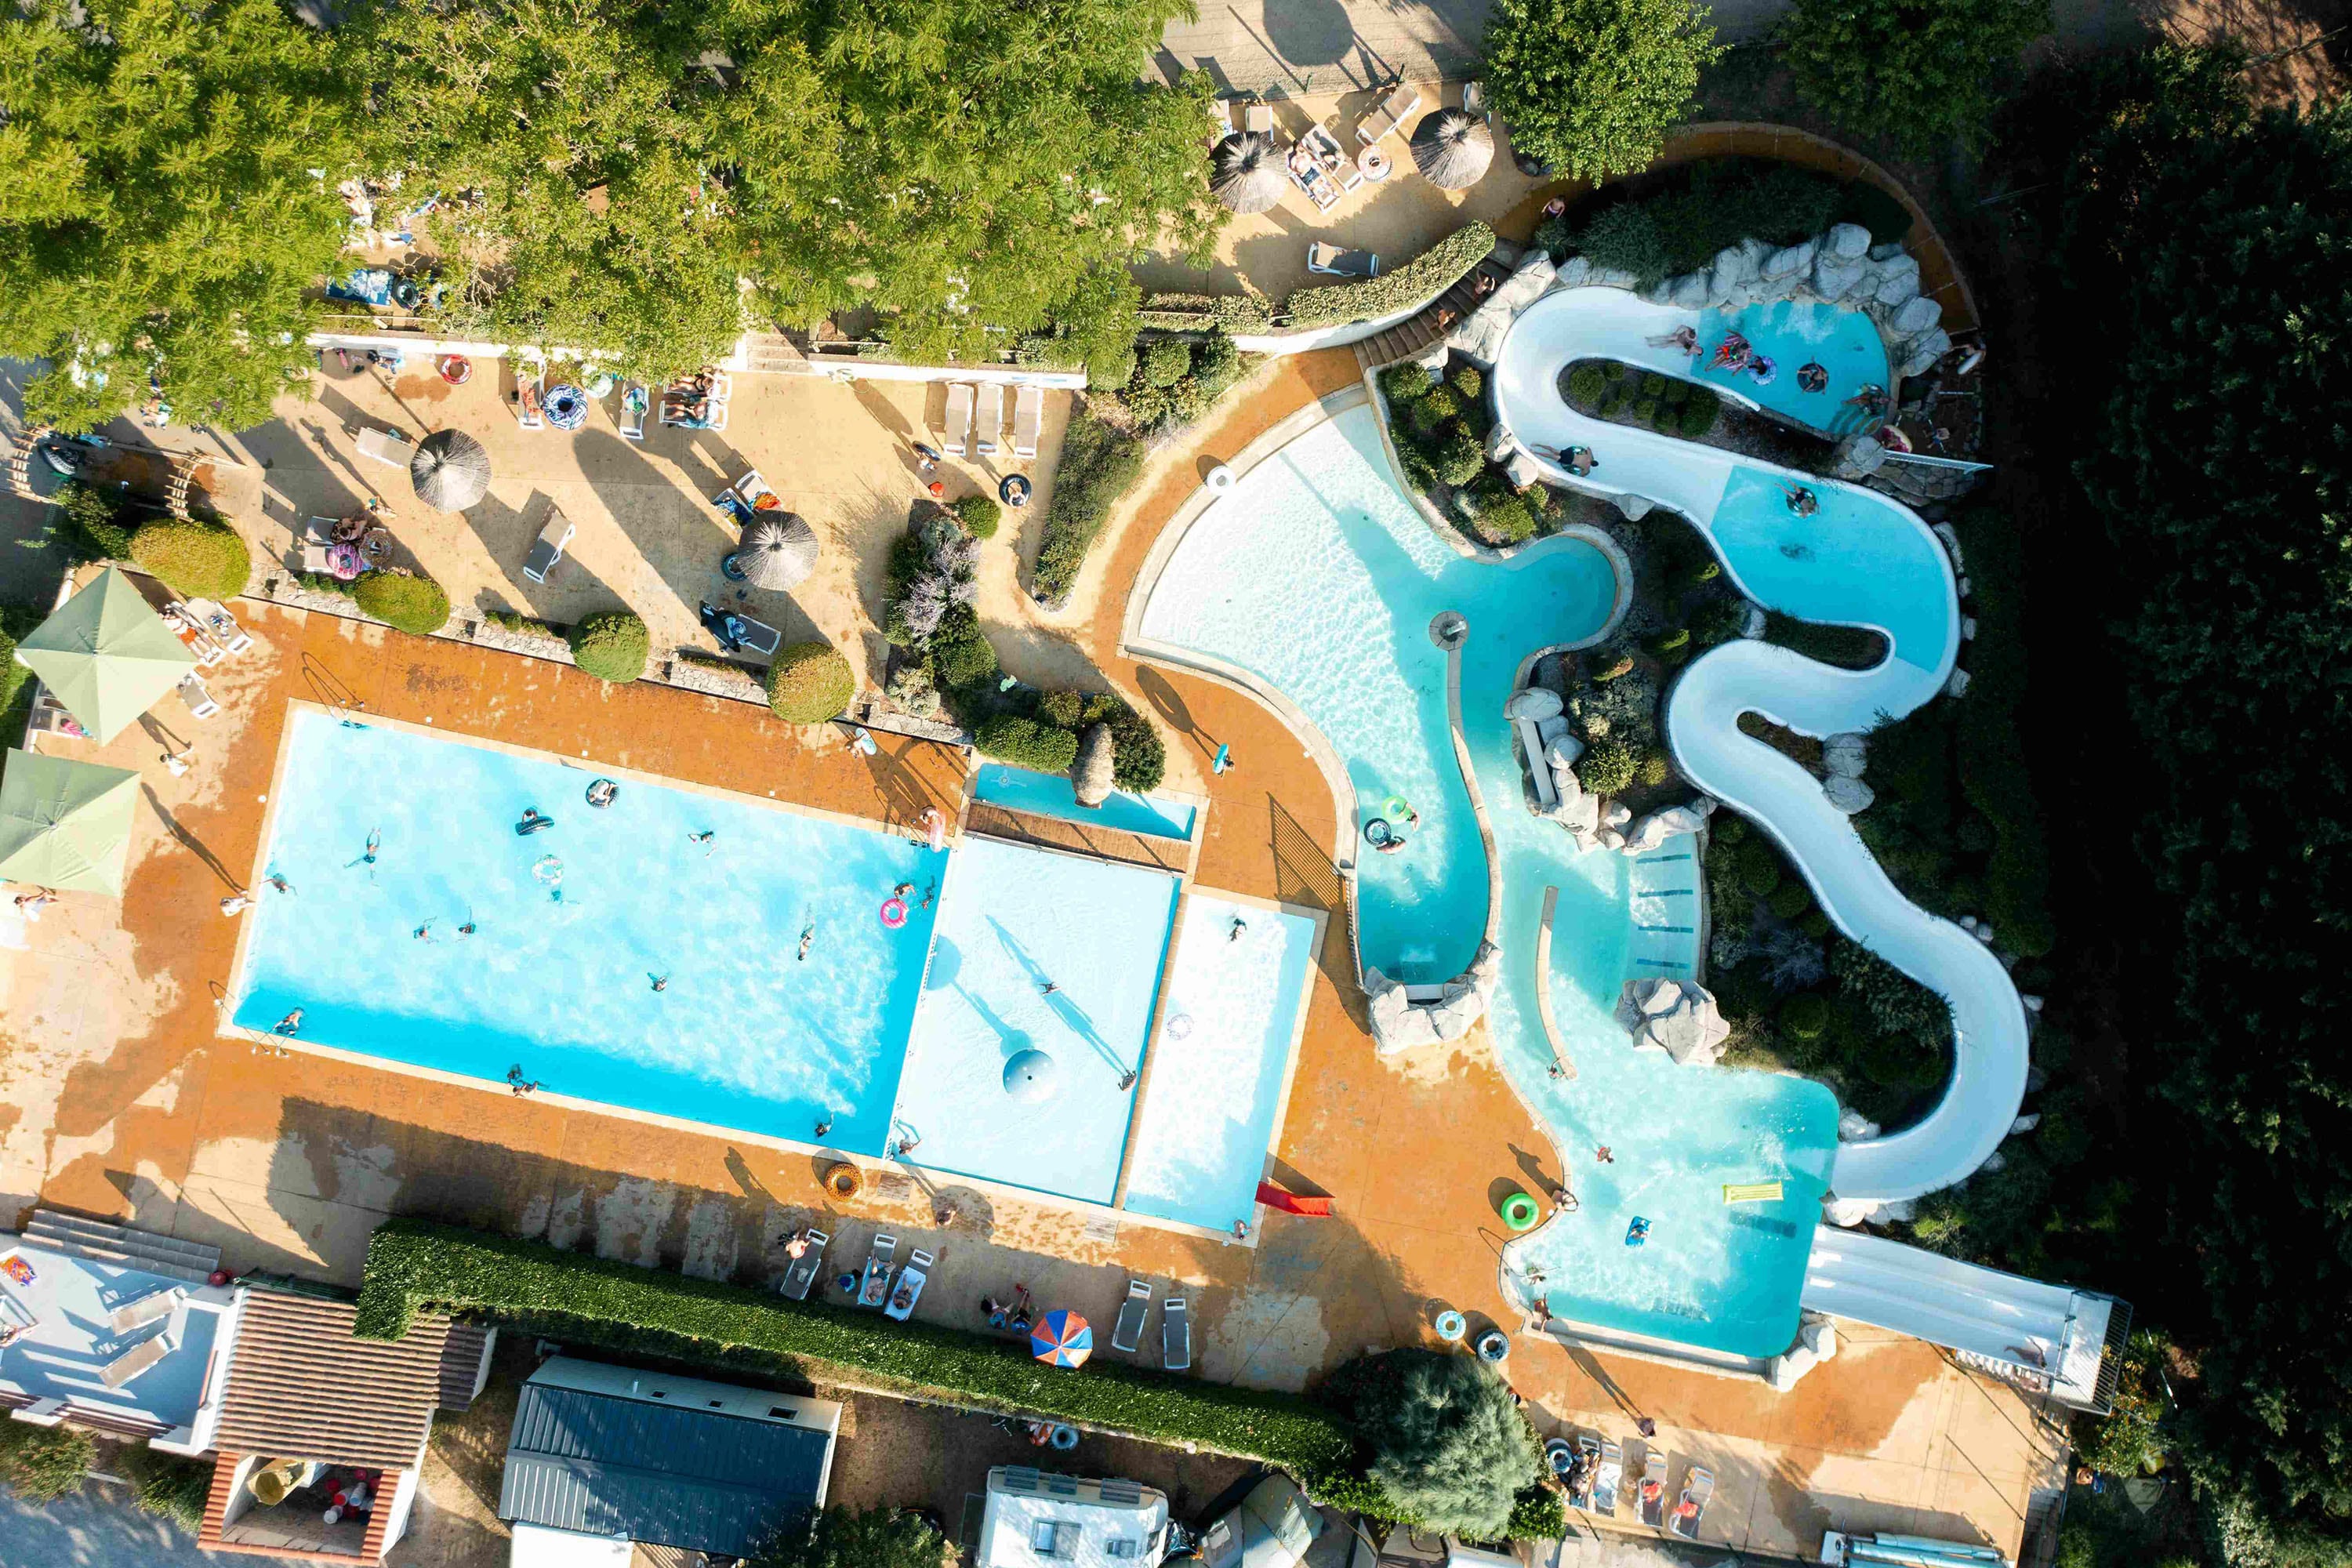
xmin=1501 ymin=1191 xmax=1539 ymax=1230
xmin=1433 ymin=1309 xmax=1467 ymax=1341
xmin=1476 ymin=1329 xmax=1511 ymax=1363
xmin=1363 ymin=818 xmax=1392 ymax=847
xmin=1165 ymin=1013 xmax=1194 ymax=1041
xmin=532 ymin=854 xmax=563 ymax=885
xmin=1049 ymin=1424 xmax=1080 ymax=1451
xmin=826 ymin=1162 xmax=862 ymax=1200
xmin=999 ymin=473 xmax=1033 ymax=507
xmin=1383 ymin=795 xmax=1411 ymax=820
xmin=879 ymin=897 xmax=909 ymax=929
xmin=1546 ymin=1438 xmax=1577 ymax=1474
xmin=586 ymin=779 xmax=618 ymax=808
xmin=1204 ymin=463 xmax=1236 ymax=495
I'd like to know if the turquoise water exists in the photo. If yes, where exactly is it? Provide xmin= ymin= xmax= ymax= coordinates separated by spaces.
xmin=1139 ymin=407 xmax=1839 ymax=1356
xmin=1711 ymin=466 xmax=1951 ymax=672
xmin=893 ymin=835 xmax=1179 ymax=1203
xmin=972 ymin=763 xmax=1197 ymax=842
xmin=234 ymin=711 xmax=947 ymax=1155
xmin=1694 ymin=299 xmax=1890 ymax=434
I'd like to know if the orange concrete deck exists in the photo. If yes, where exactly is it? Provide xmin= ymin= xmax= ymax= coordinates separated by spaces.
xmin=0 ymin=358 xmax=2059 ymax=1560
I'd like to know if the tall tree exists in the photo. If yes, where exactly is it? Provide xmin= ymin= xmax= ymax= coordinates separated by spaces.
xmin=1482 ymin=0 xmax=1724 ymax=182
xmin=1339 ymin=1348 xmax=1542 ymax=1539
xmin=1779 ymin=0 xmax=2051 ymax=156
xmin=0 ymin=0 xmax=364 ymax=431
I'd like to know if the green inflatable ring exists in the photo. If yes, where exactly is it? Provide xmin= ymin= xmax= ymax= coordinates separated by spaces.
xmin=1501 ymin=1191 xmax=1539 ymax=1230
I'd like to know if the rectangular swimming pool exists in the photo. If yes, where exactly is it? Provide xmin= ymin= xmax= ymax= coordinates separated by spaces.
xmin=971 ymin=763 xmax=1197 ymax=842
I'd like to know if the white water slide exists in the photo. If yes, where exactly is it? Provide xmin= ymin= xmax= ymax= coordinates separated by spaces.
xmin=1488 ymin=286 xmax=2121 ymax=1397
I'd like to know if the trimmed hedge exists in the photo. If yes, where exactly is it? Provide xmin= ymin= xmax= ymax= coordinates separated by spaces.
xmin=1286 ymin=224 xmax=1495 ymax=330
xmin=568 ymin=610 xmax=649 ymax=684
xmin=767 ymin=641 xmax=856 ymax=723
xmin=1762 ymin=610 xmax=1886 ymax=670
xmin=354 ymin=571 xmax=452 ymax=635
xmin=1136 ymin=288 xmax=1276 ymax=335
xmin=951 ymin=494 xmax=1000 ymax=541
xmin=975 ymin=714 xmax=1080 ymax=773
xmin=1140 ymin=339 xmax=1192 ymax=388
xmin=130 ymin=520 xmax=250 ymax=599
xmin=1032 ymin=409 xmax=1145 ymax=605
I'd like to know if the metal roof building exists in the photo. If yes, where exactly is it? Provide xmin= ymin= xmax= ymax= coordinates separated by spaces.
xmin=497 ymin=1357 xmax=841 ymax=1563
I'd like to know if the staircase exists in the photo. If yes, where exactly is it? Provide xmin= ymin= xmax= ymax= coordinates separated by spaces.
xmin=26 ymin=1209 xmax=220 ymax=1286
xmin=737 ymin=330 xmax=807 ymax=374
xmin=1352 ymin=249 xmax=1519 ymax=373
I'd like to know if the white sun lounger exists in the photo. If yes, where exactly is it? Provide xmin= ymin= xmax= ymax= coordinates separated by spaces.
xmin=1357 ymin=84 xmax=1422 ymax=146
xmin=1669 ymin=1465 xmax=1713 ymax=1541
xmin=619 ymin=382 xmax=648 ymax=441
xmin=522 ymin=507 xmax=575 ymax=585
xmin=1110 ymin=1279 xmax=1152 ymax=1354
xmin=945 ymin=383 xmax=975 ymax=459
xmin=1244 ymin=102 xmax=1274 ymax=136
xmin=857 ymin=1232 xmax=898 ymax=1308
xmin=100 ymin=1328 xmax=178 ymax=1389
xmin=1637 ymin=1449 xmax=1668 ymax=1528
xmin=1011 ymin=386 xmax=1044 ymax=459
xmin=354 ymin=426 xmax=416 ymax=468
xmin=1592 ymin=1439 xmax=1622 ymax=1515
xmin=1162 ymin=1295 xmax=1190 ymax=1371
xmin=516 ymin=355 xmax=546 ymax=430
xmin=1570 ymin=1433 xmax=1601 ymax=1511
xmin=183 ymin=598 xmax=252 ymax=656
xmin=110 ymin=1287 xmax=184 ymax=1335
xmin=165 ymin=605 xmax=227 ymax=667
xmin=884 ymin=1247 xmax=933 ymax=1322
xmin=975 ymin=383 xmax=1003 ymax=456
xmin=779 ymin=1227 xmax=828 ymax=1301
xmin=177 ymin=673 xmax=218 ymax=720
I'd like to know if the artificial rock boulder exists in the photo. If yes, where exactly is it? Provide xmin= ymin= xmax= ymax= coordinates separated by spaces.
xmin=1365 ymin=941 xmax=1503 ymax=1055
xmin=1616 ymin=977 xmax=1731 ymax=1066
xmin=1824 ymin=775 xmax=1875 ymax=815
xmin=1504 ymin=685 xmax=1564 ymax=722
xmin=1821 ymin=733 xmax=1868 ymax=779
xmin=1619 ymin=796 xmax=1715 ymax=855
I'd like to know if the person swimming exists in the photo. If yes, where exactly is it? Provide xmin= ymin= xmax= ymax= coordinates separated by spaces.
xmin=516 ymin=808 xmax=554 ymax=836
xmin=920 ymin=881 xmax=937 ymax=910
xmin=413 ymin=921 xmax=434 ymax=941
xmin=267 ymin=872 xmax=294 ymax=895
xmin=650 ymin=973 xmax=669 ymax=993
xmin=274 ymin=1007 xmax=305 ymax=1036
xmin=689 ymin=829 xmax=714 ymax=855
xmin=1782 ymin=483 xmax=1820 ymax=517
xmin=349 ymin=828 xmax=381 ymax=868
xmin=1229 ymin=915 xmax=1248 ymax=942
xmin=1646 ymin=325 xmax=1700 ymax=355
xmin=892 ymin=881 xmax=915 ymax=899
xmin=586 ymin=779 xmax=618 ymax=808
xmin=457 ymin=920 xmax=477 ymax=937
xmin=1796 ymin=361 xmax=1829 ymax=394
xmin=797 ymin=926 xmax=815 ymax=962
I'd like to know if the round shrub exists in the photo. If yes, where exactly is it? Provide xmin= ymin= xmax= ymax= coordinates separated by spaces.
xmin=1381 ymin=363 xmax=1434 ymax=404
xmin=1679 ymin=388 xmax=1720 ymax=439
xmin=54 ymin=481 xmax=134 ymax=561
xmin=1192 ymin=332 xmax=1243 ymax=395
xmin=1595 ymin=381 xmax=1624 ymax=417
xmin=1781 ymin=992 xmax=1831 ymax=1040
xmin=1480 ymin=496 xmax=1536 ymax=545
xmin=975 ymin=714 xmax=1080 ymax=773
xmin=130 ymin=520 xmax=250 ymax=599
xmin=568 ymin=610 xmax=648 ymax=684
xmin=1162 ymin=377 xmax=1210 ymax=429
xmin=1436 ymin=425 xmax=1484 ymax=487
xmin=1632 ymin=398 xmax=1660 ymax=428
xmin=1450 ymin=365 xmax=1483 ymax=401
xmin=1123 ymin=382 xmax=1172 ymax=430
xmin=1638 ymin=372 xmax=1668 ymax=399
xmin=1088 ymin=350 xmax=1136 ymax=392
xmin=1565 ymin=364 xmax=1607 ymax=408
xmin=767 ymin=641 xmax=856 ymax=723
xmin=1801 ymin=909 xmax=1835 ymax=939
xmin=1769 ymin=880 xmax=1814 ymax=920
xmin=1738 ymin=837 xmax=1784 ymax=896
xmin=1420 ymin=385 xmax=1462 ymax=422
xmin=1105 ymin=704 xmax=1166 ymax=793
xmin=928 ymin=604 xmax=999 ymax=691
xmin=1650 ymin=400 xmax=1680 ymax=434
xmin=353 ymin=570 xmax=451 ymax=634
xmin=1141 ymin=339 xmax=1193 ymax=388
xmin=952 ymin=494 xmax=1001 ymax=540
xmin=1713 ymin=815 xmax=1748 ymax=844
xmin=1575 ymin=739 xmax=1639 ymax=796
xmin=1039 ymin=690 xmax=1086 ymax=728
xmin=1636 ymin=750 xmax=1671 ymax=787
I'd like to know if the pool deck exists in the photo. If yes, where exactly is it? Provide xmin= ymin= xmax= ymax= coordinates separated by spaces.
xmin=0 ymin=359 xmax=2060 ymax=1561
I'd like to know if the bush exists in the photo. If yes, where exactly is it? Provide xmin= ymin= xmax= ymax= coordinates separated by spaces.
xmin=766 ymin=641 xmax=856 ymax=723
xmin=1632 ymin=399 xmax=1659 ymax=429
xmin=1739 ymin=837 xmax=1784 ymax=897
xmin=1338 ymin=1350 xmax=1542 ymax=1540
xmin=1039 ymin=690 xmax=1086 ymax=729
xmin=1485 ymin=0 xmax=1725 ymax=180
xmin=1648 ymin=400 xmax=1679 ymax=434
xmin=1136 ymin=287 xmax=1276 ymax=336
xmin=1782 ymin=992 xmax=1831 ymax=1039
xmin=353 ymin=571 xmax=451 ymax=635
xmin=1479 ymin=495 xmax=1536 ymax=545
xmin=1450 ymin=366 xmax=1483 ymax=401
xmin=1140 ymin=338 xmax=1192 ymax=388
xmin=1780 ymin=0 xmax=2053 ymax=157
xmin=1419 ymin=385 xmax=1461 ymax=422
xmin=951 ymin=494 xmax=1000 ymax=541
xmin=1381 ymin=364 xmax=1434 ymax=404
xmin=1769 ymin=880 xmax=1815 ymax=920
xmin=927 ymin=604 xmax=999 ymax=691
xmin=1574 ymin=204 xmax=1671 ymax=286
xmin=755 ymin=1504 xmax=950 ymax=1568
xmin=1032 ymin=411 xmax=1145 ymax=604
xmin=1635 ymin=750 xmax=1670 ymax=786
xmin=0 ymin=1419 xmax=93 ymax=1502
xmin=1192 ymin=330 xmax=1243 ymax=394
xmin=884 ymin=661 xmax=941 ymax=719
xmin=1565 ymin=363 xmax=1608 ymax=408
xmin=568 ymin=610 xmax=648 ymax=684
xmin=975 ymin=715 xmax=1079 ymax=772
xmin=1575 ymin=739 xmax=1638 ymax=795
xmin=1285 ymin=224 xmax=1495 ymax=329
xmin=47 ymin=480 xmax=135 ymax=561
xmin=1678 ymin=391 xmax=1720 ymax=440
xmin=1638 ymin=373 xmax=1667 ymax=399
xmin=1097 ymin=699 xmax=1167 ymax=793
xmin=1435 ymin=425 xmax=1484 ymax=487
xmin=129 ymin=520 xmax=250 ymax=599
xmin=1763 ymin=611 xmax=1886 ymax=670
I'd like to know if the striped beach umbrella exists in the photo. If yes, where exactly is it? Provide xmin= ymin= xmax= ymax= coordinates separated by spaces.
xmin=1029 ymin=1309 xmax=1092 ymax=1368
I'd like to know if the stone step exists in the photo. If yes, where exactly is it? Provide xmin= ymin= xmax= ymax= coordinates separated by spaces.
xmin=26 ymin=1209 xmax=220 ymax=1285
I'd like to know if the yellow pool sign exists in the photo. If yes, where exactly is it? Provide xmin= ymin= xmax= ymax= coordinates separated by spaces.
xmin=1722 ymin=1181 xmax=1784 ymax=1204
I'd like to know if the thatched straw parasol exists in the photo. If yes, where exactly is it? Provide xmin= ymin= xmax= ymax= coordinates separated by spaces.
xmin=1410 ymin=108 xmax=1494 ymax=190
xmin=729 ymin=513 xmax=818 ymax=591
xmin=1210 ymin=132 xmax=1288 ymax=214
xmin=1072 ymin=723 xmax=1116 ymax=808
xmin=409 ymin=429 xmax=492 ymax=512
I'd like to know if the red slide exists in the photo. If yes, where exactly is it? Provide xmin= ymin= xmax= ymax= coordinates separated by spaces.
xmin=1255 ymin=1183 xmax=1333 ymax=1216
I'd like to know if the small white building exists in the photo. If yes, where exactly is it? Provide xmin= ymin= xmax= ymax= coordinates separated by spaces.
xmin=975 ymin=1465 xmax=1171 ymax=1568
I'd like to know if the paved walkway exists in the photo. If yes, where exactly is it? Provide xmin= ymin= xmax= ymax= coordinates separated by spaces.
xmin=0 ymin=1480 xmax=230 ymax=1568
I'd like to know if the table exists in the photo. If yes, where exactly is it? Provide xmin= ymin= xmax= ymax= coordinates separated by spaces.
xmin=1359 ymin=145 xmax=1393 ymax=183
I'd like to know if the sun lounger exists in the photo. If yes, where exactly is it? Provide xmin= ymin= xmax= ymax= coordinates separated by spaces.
xmin=27 ymin=691 xmax=85 ymax=740
xmin=100 ymin=1329 xmax=177 ymax=1389
xmin=1110 ymin=1279 xmax=1152 ymax=1354
xmin=1162 ymin=1295 xmax=1190 ymax=1371
xmin=619 ymin=382 xmax=648 ymax=441
xmin=522 ymin=507 xmax=575 ymax=585
xmin=516 ymin=355 xmax=546 ymax=430
xmin=945 ymin=383 xmax=975 ymax=459
xmin=1570 ymin=1434 xmax=1601 ymax=1511
xmin=1011 ymin=386 xmax=1043 ymax=459
xmin=975 ymin=383 xmax=1003 ymax=456
xmin=1244 ymin=102 xmax=1274 ymax=136
xmin=354 ymin=426 xmax=416 ymax=468
xmin=779 ymin=1228 xmax=829 ymax=1301
xmin=0 ymin=1291 xmax=38 ymax=1348
xmin=1357 ymin=84 xmax=1423 ymax=146
xmin=698 ymin=601 xmax=782 ymax=659
xmin=177 ymin=673 xmax=218 ymax=720
xmin=165 ymin=605 xmax=227 ymax=666
xmin=1668 ymin=1465 xmax=1713 ymax=1541
xmin=858 ymin=1233 xmax=898 ymax=1308
xmin=1307 ymin=243 xmax=1379 ymax=279
xmin=1637 ymin=1449 xmax=1668 ymax=1528
xmin=183 ymin=598 xmax=252 ymax=655
xmin=1592 ymin=1439 xmax=1622 ymax=1515
xmin=885 ymin=1247 xmax=933 ymax=1322
xmin=1209 ymin=99 xmax=1235 ymax=144
xmin=110 ymin=1287 xmax=184 ymax=1335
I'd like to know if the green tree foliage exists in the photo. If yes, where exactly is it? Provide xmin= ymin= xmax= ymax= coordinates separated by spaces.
xmin=1483 ymin=0 xmax=1724 ymax=181
xmin=2077 ymin=1330 xmax=2171 ymax=1479
xmin=568 ymin=611 xmax=651 ymax=684
xmin=767 ymin=641 xmax=855 ymax=722
xmin=975 ymin=714 xmax=1079 ymax=773
xmin=754 ymin=1505 xmax=949 ymax=1568
xmin=2014 ymin=43 xmax=2352 ymax=1555
xmin=1339 ymin=1349 xmax=1542 ymax=1539
xmin=42 ymin=481 xmax=136 ymax=563
xmin=0 ymin=0 xmax=361 ymax=431
xmin=1140 ymin=338 xmax=1192 ymax=388
xmin=130 ymin=521 xmax=252 ymax=599
xmin=1780 ymin=0 xmax=2052 ymax=157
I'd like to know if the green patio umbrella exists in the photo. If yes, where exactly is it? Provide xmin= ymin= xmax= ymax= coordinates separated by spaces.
xmin=13 ymin=568 xmax=196 ymax=742
xmin=0 ymin=750 xmax=142 ymax=895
